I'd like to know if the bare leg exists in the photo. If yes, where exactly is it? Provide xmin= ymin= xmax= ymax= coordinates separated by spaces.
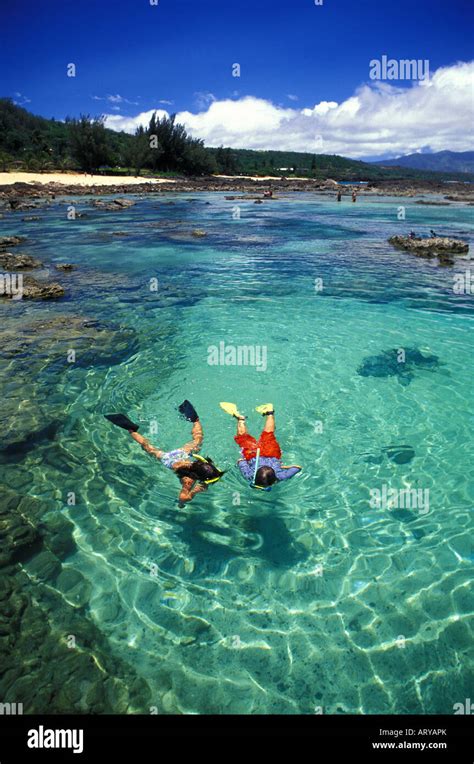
xmin=236 ymin=415 xmax=248 ymax=436
xmin=130 ymin=431 xmax=164 ymax=459
xmin=263 ymin=413 xmax=275 ymax=433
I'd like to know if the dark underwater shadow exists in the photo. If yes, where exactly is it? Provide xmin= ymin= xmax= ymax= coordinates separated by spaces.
xmin=156 ymin=503 xmax=308 ymax=576
xmin=357 ymin=346 xmax=443 ymax=386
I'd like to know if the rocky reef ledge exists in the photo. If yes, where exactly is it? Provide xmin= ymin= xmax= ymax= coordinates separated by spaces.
xmin=1 ymin=177 xmax=474 ymax=202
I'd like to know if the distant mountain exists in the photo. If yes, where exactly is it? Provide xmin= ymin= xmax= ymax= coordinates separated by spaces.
xmin=374 ymin=151 xmax=474 ymax=174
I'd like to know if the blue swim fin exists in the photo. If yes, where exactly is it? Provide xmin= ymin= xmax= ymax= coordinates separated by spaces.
xmin=178 ymin=400 xmax=199 ymax=422
xmin=105 ymin=413 xmax=139 ymax=432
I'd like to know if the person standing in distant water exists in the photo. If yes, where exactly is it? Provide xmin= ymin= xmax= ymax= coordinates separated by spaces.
xmin=352 ymin=190 xmax=357 ymax=203
xmin=337 ymin=189 xmax=342 ymax=202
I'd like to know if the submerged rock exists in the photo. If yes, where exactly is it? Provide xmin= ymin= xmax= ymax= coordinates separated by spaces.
xmin=56 ymin=568 xmax=92 ymax=608
xmin=24 ymin=550 xmax=62 ymax=582
xmin=357 ymin=347 xmax=440 ymax=386
xmin=363 ymin=444 xmax=416 ymax=465
xmin=0 ymin=393 xmax=62 ymax=454
xmin=0 ymin=314 xmax=139 ymax=450
xmin=0 ymin=499 xmax=42 ymax=567
xmin=0 ymin=544 xmax=152 ymax=712
xmin=0 ymin=314 xmax=139 ymax=367
xmin=165 ymin=229 xmax=209 ymax=242
xmin=54 ymin=263 xmax=76 ymax=271
xmin=414 ymin=201 xmax=450 ymax=206
xmin=382 ymin=445 xmax=416 ymax=464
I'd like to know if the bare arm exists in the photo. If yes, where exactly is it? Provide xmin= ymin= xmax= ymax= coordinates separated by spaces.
xmin=189 ymin=483 xmax=208 ymax=498
xmin=178 ymin=476 xmax=205 ymax=503
xmin=182 ymin=419 xmax=204 ymax=453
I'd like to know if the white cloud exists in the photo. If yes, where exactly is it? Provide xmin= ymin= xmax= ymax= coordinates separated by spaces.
xmin=104 ymin=61 xmax=474 ymax=157
xmin=104 ymin=108 xmax=170 ymax=133
xmin=287 ymin=94 xmax=299 ymax=101
xmin=12 ymin=91 xmax=31 ymax=106
xmin=92 ymin=94 xmax=139 ymax=105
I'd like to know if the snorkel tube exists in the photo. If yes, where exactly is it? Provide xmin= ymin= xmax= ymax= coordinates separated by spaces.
xmin=251 ymin=448 xmax=272 ymax=491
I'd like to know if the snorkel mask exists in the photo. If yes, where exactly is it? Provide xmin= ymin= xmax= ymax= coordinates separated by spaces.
xmin=191 ymin=453 xmax=224 ymax=485
xmin=251 ymin=448 xmax=273 ymax=491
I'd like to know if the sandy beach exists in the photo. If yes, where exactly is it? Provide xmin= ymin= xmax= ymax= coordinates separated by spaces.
xmin=0 ymin=172 xmax=175 ymax=187
xmin=0 ymin=171 xmax=315 ymax=187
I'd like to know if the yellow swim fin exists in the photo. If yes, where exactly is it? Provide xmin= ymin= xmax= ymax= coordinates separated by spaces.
xmin=255 ymin=403 xmax=274 ymax=415
xmin=219 ymin=402 xmax=241 ymax=418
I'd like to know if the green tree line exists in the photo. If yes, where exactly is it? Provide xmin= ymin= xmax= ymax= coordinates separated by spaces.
xmin=0 ymin=99 xmax=231 ymax=176
xmin=1 ymin=98 xmax=473 ymax=181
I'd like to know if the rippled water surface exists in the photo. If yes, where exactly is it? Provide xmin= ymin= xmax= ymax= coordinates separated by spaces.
xmin=1 ymin=192 xmax=473 ymax=713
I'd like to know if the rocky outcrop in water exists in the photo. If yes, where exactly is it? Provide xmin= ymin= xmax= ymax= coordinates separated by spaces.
xmin=388 ymin=235 xmax=469 ymax=265
xmin=55 ymin=263 xmax=76 ymax=271
xmin=5 ymin=276 xmax=65 ymax=300
xmin=0 ymin=245 xmax=67 ymax=299
xmin=0 ymin=252 xmax=42 ymax=269
xmin=8 ymin=199 xmax=40 ymax=211
xmin=414 ymin=200 xmax=450 ymax=206
xmin=93 ymin=197 xmax=136 ymax=211
xmin=0 ymin=235 xmax=26 ymax=249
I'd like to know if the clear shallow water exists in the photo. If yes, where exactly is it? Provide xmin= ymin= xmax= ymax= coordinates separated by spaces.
xmin=1 ymin=192 xmax=473 ymax=713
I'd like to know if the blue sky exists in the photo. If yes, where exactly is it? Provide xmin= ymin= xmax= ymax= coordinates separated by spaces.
xmin=1 ymin=0 xmax=473 ymax=158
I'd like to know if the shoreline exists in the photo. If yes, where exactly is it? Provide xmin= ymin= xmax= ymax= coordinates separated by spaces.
xmin=0 ymin=172 xmax=473 ymax=202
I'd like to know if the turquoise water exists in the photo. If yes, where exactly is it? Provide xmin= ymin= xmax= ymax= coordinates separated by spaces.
xmin=1 ymin=192 xmax=473 ymax=713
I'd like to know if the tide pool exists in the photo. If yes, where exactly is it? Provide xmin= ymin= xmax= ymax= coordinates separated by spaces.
xmin=1 ymin=192 xmax=473 ymax=714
